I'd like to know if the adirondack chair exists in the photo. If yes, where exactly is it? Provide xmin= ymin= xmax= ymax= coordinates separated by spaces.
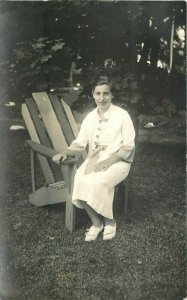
xmin=22 ymin=92 xmax=129 ymax=232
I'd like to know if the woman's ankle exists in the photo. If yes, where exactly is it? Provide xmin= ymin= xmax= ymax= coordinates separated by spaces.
xmin=104 ymin=218 xmax=115 ymax=226
xmin=92 ymin=220 xmax=103 ymax=228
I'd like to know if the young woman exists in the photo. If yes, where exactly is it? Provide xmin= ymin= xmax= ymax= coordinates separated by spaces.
xmin=52 ymin=77 xmax=135 ymax=242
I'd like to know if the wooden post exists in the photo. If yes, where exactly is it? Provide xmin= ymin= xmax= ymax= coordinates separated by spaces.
xmin=169 ymin=16 xmax=175 ymax=73
xmin=31 ymin=149 xmax=36 ymax=193
xmin=65 ymin=164 xmax=76 ymax=232
xmin=124 ymin=180 xmax=129 ymax=217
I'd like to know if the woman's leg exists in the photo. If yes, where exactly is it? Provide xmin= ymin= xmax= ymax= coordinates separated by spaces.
xmin=104 ymin=217 xmax=116 ymax=226
xmin=80 ymin=201 xmax=103 ymax=227
xmin=80 ymin=201 xmax=103 ymax=242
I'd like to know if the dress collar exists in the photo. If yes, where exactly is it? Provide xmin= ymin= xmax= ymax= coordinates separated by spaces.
xmin=96 ymin=103 xmax=114 ymax=121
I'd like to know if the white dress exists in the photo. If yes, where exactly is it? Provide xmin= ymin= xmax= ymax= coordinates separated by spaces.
xmin=69 ymin=104 xmax=135 ymax=219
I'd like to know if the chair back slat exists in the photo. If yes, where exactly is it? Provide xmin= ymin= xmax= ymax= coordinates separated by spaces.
xmin=50 ymin=94 xmax=87 ymax=162
xmin=49 ymin=94 xmax=75 ymax=145
xmin=61 ymin=98 xmax=87 ymax=160
xmin=23 ymin=99 xmax=63 ymax=182
xmin=61 ymin=99 xmax=79 ymax=138
xmin=22 ymin=103 xmax=55 ymax=184
xmin=25 ymin=98 xmax=52 ymax=147
xmin=32 ymin=92 xmax=67 ymax=152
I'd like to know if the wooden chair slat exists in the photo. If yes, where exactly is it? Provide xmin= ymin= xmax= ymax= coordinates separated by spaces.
xmin=24 ymin=100 xmax=63 ymax=182
xmin=49 ymin=94 xmax=75 ymax=145
xmin=61 ymin=99 xmax=79 ymax=138
xmin=25 ymin=98 xmax=52 ymax=147
xmin=32 ymin=92 xmax=68 ymax=152
xmin=22 ymin=104 xmax=55 ymax=184
xmin=61 ymin=98 xmax=87 ymax=160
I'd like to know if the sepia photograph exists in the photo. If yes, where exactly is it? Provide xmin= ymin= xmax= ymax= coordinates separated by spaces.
xmin=0 ymin=1 xmax=186 ymax=299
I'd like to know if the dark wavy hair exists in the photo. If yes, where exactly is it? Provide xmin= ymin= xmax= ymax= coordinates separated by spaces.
xmin=91 ymin=76 xmax=114 ymax=94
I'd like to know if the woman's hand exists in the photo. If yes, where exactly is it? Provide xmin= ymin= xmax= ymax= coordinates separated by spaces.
xmin=95 ymin=158 xmax=112 ymax=172
xmin=94 ymin=154 xmax=121 ymax=172
xmin=52 ymin=151 xmax=68 ymax=165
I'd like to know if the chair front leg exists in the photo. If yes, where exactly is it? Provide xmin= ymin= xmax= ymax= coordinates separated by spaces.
xmin=124 ymin=180 xmax=129 ymax=217
xmin=64 ymin=164 xmax=77 ymax=232
xmin=30 ymin=149 xmax=37 ymax=193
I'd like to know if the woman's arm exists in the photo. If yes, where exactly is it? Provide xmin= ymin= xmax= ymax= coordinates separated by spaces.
xmin=67 ymin=141 xmax=86 ymax=156
xmin=116 ymin=112 xmax=135 ymax=163
xmin=94 ymin=153 xmax=122 ymax=172
xmin=52 ymin=115 xmax=89 ymax=164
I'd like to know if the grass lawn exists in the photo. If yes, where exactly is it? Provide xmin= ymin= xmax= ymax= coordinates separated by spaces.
xmin=0 ymin=121 xmax=185 ymax=300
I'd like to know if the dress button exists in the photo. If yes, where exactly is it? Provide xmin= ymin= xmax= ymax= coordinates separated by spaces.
xmin=96 ymin=135 xmax=99 ymax=138
xmin=97 ymin=127 xmax=101 ymax=131
xmin=99 ymin=120 xmax=102 ymax=123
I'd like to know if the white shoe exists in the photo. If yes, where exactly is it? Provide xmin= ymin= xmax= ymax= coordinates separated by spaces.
xmin=85 ymin=224 xmax=104 ymax=242
xmin=103 ymin=221 xmax=116 ymax=241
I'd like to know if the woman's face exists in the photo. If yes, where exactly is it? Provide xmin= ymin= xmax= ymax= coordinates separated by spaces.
xmin=92 ymin=84 xmax=113 ymax=112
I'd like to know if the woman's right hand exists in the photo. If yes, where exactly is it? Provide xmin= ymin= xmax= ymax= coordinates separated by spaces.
xmin=52 ymin=151 xmax=68 ymax=165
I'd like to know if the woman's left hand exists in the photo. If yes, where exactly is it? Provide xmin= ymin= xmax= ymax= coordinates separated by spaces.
xmin=95 ymin=159 xmax=112 ymax=172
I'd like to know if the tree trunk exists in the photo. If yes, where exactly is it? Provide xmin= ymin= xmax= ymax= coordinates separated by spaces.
xmin=150 ymin=36 xmax=160 ymax=68
xmin=169 ymin=16 xmax=175 ymax=73
xmin=139 ymin=37 xmax=151 ymax=69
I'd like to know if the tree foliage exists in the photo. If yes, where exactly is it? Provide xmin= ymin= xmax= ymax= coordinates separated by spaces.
xmin=0 ymin=1 xmax=185 ymax=128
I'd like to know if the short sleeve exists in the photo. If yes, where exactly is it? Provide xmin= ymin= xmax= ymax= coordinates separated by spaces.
xmin=121 ymin=112 xmax=135 ymax=147
xmin=116 ymin=112 xmax=135 ymax=162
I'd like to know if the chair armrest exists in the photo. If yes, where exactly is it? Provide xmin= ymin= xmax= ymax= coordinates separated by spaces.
xmin=26 ymin=140 xmax=78 ymax=165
